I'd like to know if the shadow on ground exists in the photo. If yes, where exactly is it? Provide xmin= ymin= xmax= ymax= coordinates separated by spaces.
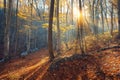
xmin=42 ymin=53 xmax=120 ymax=80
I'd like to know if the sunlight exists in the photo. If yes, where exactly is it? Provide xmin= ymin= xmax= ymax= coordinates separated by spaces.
xmin=0 ymin=57 xmax=49 ymax=79
xmin=73 ymin=7 xmax=85 ymax=25
xmin=73 ymin=7 xmax=85 ymax=21
xmin=73 ymin=7 xmax=81 ymax=19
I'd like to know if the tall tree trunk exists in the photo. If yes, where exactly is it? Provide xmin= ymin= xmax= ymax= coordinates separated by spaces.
xmin=66 ymin=5 xmax=69 ymax=25
xmin=56 ymin=0 xmax=61 ymax=54
xmin=78 ymin=0 xmax=84 ymax=54
xmin=14 ymin=0 xmax=19 ymax=56
xmin=3 ymin=0 xmax=6 ymax=58
xmin=92 ymin=0 xmax=95 ymax=34
xmin=71 ymin=0 xmax=73 ymax=24
xmin=118 ymin=0 xmax=120 ymax=37
xmin=27 ymin=0 xmax=33 ymax=53
xmin=95 ymin=0 xmax=99 ymax=35
xmin=4 ymin=0 xmax=12 ymax=60
xmin=30 ymin=0 xmax=33 ymax=49
xmin=42 ymin=0 xmax=46 ymax=21
xmin=3 ymin=0 xmax=6 ymax=29
xmin=48 ymin=0 xmax=55 ymax=61
xmin=110 ymin=4 xmax=114 ymax=36
xmin=104 ymin=0 xmax=109 ymax=31
xmin=100 ymin=0 xmax=104 ymax=33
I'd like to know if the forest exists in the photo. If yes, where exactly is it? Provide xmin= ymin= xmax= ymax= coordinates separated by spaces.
xmin=0 ymin=0 xmax=120 ymax=80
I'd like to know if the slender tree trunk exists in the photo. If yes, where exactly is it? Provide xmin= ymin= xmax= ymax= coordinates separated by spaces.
xmin=3 ymin=0 xmax=6 ymax=58
xmin=104 ymin=0 xmax=109 ymax=31
xmin=14 ymin=0 xmax=19 ymax=55
xmin=30 ymin=0 xmax=33 ymax=49
xmin=66 ymin=9 xmax=68 ymax=24
xmin=118 ymin=0 xmax=120 ymax=37
xmin=113 ymin=13 xmax=117 ymax=30
xmin=42 ymin=0 xmax=46 ymax=21
xmin=56 ymin=0 xmax=61 ymax=54
xmin=79 ymin=0 xmax=84 ymax=54
xmin=4 ymin=0 xmax=12 ymax=60
xmin=95 ymin=0 xmax=99 ymax=34
xmin=48 ymin=0 xmax=55 ymax=61
xmin=71 ymin=0 xmax=73 ymax=24
xmin=92 ymin=0 xmax=95 ymax=34
xmin=27 ymin=0 xmax=33 ymax=53
xmin=27 ymin=29 xmax=31 ymax=53
xmin=3 ymin=0 xmax=6 ymax=29
xmin=111 ymin=4 xmax=114 ymax=36
xmin=100 ymin=0 xmax=104 ymax=33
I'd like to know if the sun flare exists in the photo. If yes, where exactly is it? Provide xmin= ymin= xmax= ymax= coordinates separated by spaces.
xmin=73 ymin=7 xmax=81 ymax=19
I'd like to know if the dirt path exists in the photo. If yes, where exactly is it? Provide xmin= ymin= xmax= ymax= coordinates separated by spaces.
xmin=0 ymin=39 xmax=120 ymax=80
xmin=24 ymin=62 xmax=50 ymax=80
xmin=0 ymin=49 xmax=49 ymax=80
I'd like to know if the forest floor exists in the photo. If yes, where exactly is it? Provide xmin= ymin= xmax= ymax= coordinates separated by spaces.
xmin=0 ymin=33 xmax=120 ymax=80
xmin=42 ymin=36 xmax=120 ymax=80
xmin=0 ymin=49 xmax=50 ymax=80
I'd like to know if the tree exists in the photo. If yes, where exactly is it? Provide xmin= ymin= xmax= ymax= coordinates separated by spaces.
xmin=100 ymin=0 xmax=104 ymax=33
xmin=118 ymin=0 xmax=120 ymax=38
xmin=92 ymin=0 xmax=95 ymax=34
xmin=26 ymin=0 xmax=33 ymax=53
xmin=56 ymin=0 xmax=61 ymax=54
xmin=71 ymin=0 xmax=73 ymax=24
xmin=110 ymin=4 xmax=114 ymax=36
xmin=3 ymin=0 xmax=6 ymax=28
xmin=14 ymin=0 xmax=19 ymax=55
xmin=4 ymin=0 xmax=12 ymax=60
xmin=48 ymin=0 xmax=55 ymax=61
xmin=78 ymin=0 xmax=84 ymax=54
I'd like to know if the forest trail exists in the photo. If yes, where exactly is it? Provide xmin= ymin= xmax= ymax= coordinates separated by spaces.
xmin=23 ymin=61 xmax=50 ymax=80
xmin=0 ymin=49 xmax=49 ymax=80
xmin=0 ymin=39 xmax=120 ymax=80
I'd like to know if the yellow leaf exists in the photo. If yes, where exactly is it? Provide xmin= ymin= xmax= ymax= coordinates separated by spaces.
xmin=42 ymin=23 xmax=49 ymax=28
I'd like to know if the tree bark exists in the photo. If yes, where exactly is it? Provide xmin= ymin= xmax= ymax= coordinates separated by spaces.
xmin=118 ymin=0 xmax=120 ymax=37
xmin=110 ymin=4 xmax=114 ymax=36
xmin=100 ymin=0 xmax=104 ymax=33
xmin=71 ymin=0 xmax=73 ymax=24
xmin=56 ymin=0 xmax=61 ymax=54
xmin=79 ymin=0 xmax=85 ymax=54
xmin=14 ymin=0 xmax=19 ymax=55
xmin=4 ymin=0 xmax=12 ymax=59
xmin=48 ymin=0 xmax=55 ymax=61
